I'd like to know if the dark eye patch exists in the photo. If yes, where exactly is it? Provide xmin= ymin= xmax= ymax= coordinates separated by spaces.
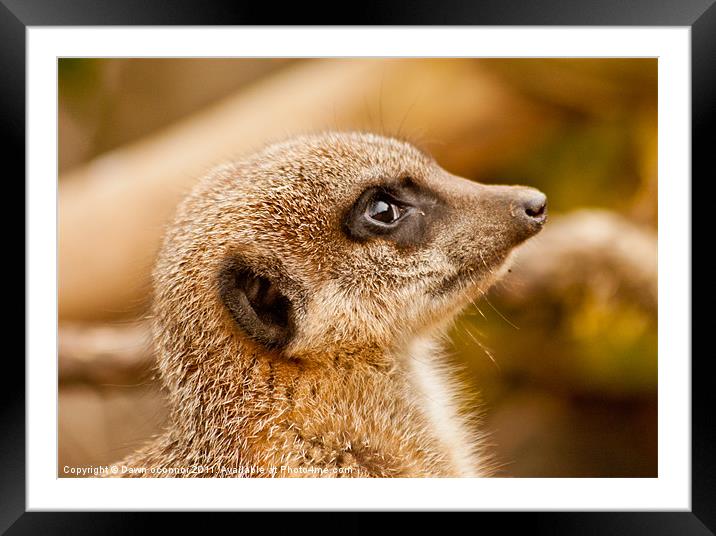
xmin=342 ymin=178 xmax=442 ymax=248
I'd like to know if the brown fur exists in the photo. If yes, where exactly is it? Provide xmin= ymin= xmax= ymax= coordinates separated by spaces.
xmin=111 ymin=132 xmax=545 ymax=478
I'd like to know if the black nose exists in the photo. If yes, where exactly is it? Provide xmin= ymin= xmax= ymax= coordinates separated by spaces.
xmin=523 ymin=191 xmax=547 ymax=224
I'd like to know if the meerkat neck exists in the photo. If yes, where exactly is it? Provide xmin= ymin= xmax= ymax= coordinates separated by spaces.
xmin=117 ymin=338 xmax=485 ymax=477
xmin=124 ymin=338 xmax=484 ymax=477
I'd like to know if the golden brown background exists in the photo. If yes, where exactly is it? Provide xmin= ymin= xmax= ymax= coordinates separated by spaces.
xmin=58 ymin=58 xmax=657 ymax=477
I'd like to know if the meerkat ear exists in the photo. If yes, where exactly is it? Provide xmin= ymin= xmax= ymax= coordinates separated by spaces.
xmin=218 ymin=260 xmax=294 ymax=349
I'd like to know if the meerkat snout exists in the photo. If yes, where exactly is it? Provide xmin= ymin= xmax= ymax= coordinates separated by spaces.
xmin=115 ymin=132 xmax=547 ymax=477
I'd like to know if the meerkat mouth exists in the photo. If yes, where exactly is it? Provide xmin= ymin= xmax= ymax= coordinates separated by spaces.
xmin=431 ymin=266 xmax=488 ymax=298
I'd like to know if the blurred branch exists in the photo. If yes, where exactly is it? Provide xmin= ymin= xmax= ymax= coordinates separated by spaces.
xmin=501 ymin=209 xmax=657 ymax=312
xmin=61 ymin=209 xmax=657 ymax=388
xmin=59 ymin=322 xmax=153 ymax=384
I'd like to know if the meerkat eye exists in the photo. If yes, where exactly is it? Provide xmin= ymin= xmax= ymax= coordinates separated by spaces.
xmin=343 ymin=182 xmax=440 ymax=246
xmin=366 ymin=196 xmax=404 ymax=225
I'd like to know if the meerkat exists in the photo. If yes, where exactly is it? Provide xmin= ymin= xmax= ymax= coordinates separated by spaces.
xmin=111 ymin=132 xmax=546 ymax=478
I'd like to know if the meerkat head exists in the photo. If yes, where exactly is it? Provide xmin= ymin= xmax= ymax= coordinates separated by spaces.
xmin=153 ymin=132 xmax=545 ymax=380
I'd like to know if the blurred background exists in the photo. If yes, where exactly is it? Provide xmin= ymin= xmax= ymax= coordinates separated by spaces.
xmin=58 ymin=58 xmax=657 ymax=477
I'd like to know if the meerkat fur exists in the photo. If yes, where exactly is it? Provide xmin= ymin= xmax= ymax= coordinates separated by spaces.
xmin=112 ymin=132 xmax=546 ymax=478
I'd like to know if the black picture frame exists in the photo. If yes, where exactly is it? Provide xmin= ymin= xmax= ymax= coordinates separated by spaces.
xmin=8 ymin=0 xmax=707 ymax=532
